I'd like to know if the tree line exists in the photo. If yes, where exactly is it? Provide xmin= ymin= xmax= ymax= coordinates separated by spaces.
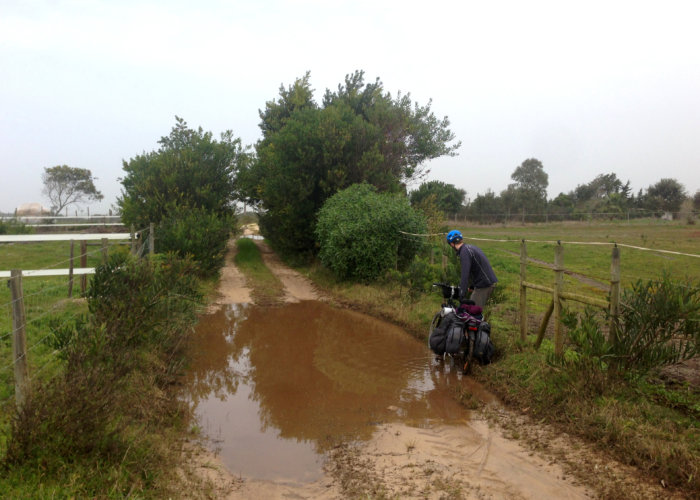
xmin=410 ymin=159 xmax=697 ymax=223
xmin=52 ymin=70 xmax=460 ymax=278
xmin=38 ymin=69 xmax=698 ymax=278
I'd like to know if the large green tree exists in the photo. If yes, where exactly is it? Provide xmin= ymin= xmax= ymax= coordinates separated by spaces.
xmin=239 ymin=71 xmax=460 ymax=254
xmin=118 ymin=117 xmax=250 ymax=275
xmin=42 ymin=165 xmax=103 ymax=215
xmin=118 ymin=117 xmax=249 ymax=228
xmin=409 ymin=180 xmax=466 ymax=215
xmin=570 ymin=173 xmax=631 ymax=215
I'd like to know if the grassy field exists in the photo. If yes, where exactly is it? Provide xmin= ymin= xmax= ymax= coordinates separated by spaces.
xmin=0 ymin=240 xmax=122 ymax=401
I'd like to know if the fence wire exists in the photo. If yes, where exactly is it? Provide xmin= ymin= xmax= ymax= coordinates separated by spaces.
xmin=0 ymin=232 xmax=144 ymax=406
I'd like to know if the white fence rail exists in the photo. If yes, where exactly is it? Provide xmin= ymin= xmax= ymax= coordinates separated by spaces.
xmin=0 ymin=233 xmax=131 ymax=243
xmin=0 ymin=268 xmax=95 ymax=278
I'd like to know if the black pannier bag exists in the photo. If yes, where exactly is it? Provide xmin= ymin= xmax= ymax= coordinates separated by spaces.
xmin=430 ymin=312 xmax=466 ymax=355
xmin=430 ymin=311 xmax=461 ymax=355
xmin=473 ymin=321 xmax=494 ymax=365
xmin=444 ymin=320 xmax=465 ymax=354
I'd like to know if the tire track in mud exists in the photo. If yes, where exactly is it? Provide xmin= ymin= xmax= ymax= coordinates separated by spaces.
xmin=253 ymin=240 xmax=321 ymax=302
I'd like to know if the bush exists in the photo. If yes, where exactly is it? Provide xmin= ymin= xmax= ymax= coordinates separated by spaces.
xmin=3 ymin=252 xmax=202 ymax=495
xmin=155 ymin=206 xmax=234 ymax=277
xmin=316 ymin=184 xmax=427 ymax=281
xmin=0 ymin=220 xmax=33 ymax=235
xmin=551 ymin=274 xmax=700 ymax=380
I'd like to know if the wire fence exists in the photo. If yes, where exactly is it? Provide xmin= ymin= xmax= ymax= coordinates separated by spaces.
xmin=398 ymin=228 xmax=699 ymax=354
xmin=0 ymin=227 xmax=151 ymax=408
xmin=447 ymin=208 xmax=699 ymax=225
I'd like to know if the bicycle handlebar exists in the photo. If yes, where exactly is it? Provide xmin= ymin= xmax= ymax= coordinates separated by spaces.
xmin=432 ymin=283 xmax=461 ymax=300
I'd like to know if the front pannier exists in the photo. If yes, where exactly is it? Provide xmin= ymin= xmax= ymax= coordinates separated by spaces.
xmin=430 ymin=311 xmax=466 ymax=355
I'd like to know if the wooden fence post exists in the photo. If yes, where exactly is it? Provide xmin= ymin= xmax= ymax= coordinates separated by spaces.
xmin=609 ymin=245 xmax=621 ymax=345
xmin=553 ymin=242 xmax=564 ymax=357
xmin=519 ymin=239 xmax=527 ymax=342
xmin=68 ymin=240 xmax=75 ymax=298
xmin=8 ymin=270 xmax=29 ymax=411
xmin=80 ymin=240 xmax=87 ymax=294
xmin=534 ymin=299 xmax=555 ymax=350
xmin=101 ymin=238 xmax=109 ymax=263
xmin=148 ymin=223 xmax=155 ymax=255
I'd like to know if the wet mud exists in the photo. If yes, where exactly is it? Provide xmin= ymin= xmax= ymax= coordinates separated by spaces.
xmin=184 ymin=301 xmax=483 ymax=480
xmin=183 ymin=300 xmax=593 ymax=499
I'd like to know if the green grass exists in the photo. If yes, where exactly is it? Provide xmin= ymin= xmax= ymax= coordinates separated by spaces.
xmin=234 ymin=238 xmax=285 ymax=304
xmin=451 ymin=219 xmax=699 ymax=287
xmin=1 ymin=241 xmax=124 ymax=403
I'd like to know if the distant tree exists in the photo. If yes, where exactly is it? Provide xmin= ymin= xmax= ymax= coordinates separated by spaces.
xmin=511 ymin=158 xmax=548 ymax=199
xmin=467 ymin=190 xmax=504 ymax=224
xmin=694 ymin=191 xmax=700 ymax=211
xmin=645 ymin=178 xmax=687 ymax=213
xmin=549 ymin=192 xmax=575 ymax=221
xmin=499 ymin=185 xmax=519 ymax=220
xmin=42 ymin=165 xmax=103 ymax=215
xmin=509 ymin=158 xmax=548 ymax=217
xmin=409 ymin=181 xmax=466 ymax=215
xmin=572 ymin=173 xmax=631 ymax=215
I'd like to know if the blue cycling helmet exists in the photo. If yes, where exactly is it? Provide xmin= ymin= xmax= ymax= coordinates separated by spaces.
xmin=446 ymin=230 xmax=463 ymax=244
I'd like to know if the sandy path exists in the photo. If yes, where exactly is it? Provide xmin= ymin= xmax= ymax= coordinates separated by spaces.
xmin=254 ymin=240 xmax=321 ymax=302
xmin=206 ymin=239 xmax=251 ymax=313
xmin=189 ymin=237 xmax=675 ymax=500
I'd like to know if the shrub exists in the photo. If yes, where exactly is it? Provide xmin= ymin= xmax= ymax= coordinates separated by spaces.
xmin=316 ymin=184 xmax=427 ymax=281
xmin=3 ymin=252 xmax=202 ymax=494
xmin=0 ymin=220 xmax=33 ymax=235
xmin=551 ymin=274 xmax=700 ymax=380
xmin=155 ymin=206 xmax=234 ymax=277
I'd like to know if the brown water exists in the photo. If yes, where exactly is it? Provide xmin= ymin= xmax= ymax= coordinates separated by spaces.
xmin=183 ymin=300 xmax=492 ymax=482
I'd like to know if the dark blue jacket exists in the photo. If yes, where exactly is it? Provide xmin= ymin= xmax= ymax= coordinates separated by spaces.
xmin=456 ymin=244 xmax=498 ymax=299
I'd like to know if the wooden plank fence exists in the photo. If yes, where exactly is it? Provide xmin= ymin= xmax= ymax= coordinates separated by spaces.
xmin=519 ymin=240 xmax=621 ymax=356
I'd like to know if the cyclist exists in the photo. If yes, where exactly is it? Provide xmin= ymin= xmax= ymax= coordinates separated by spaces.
xmin=446 ymin=230 xmax=498 ymax=307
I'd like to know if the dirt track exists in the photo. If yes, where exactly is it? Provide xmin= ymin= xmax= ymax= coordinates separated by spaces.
xmin=189 ymin=238 xmax=678 ymax=500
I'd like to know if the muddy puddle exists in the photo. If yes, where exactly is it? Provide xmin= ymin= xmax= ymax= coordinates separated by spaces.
xmin=183 ymin=300 xmax=493 ymax=482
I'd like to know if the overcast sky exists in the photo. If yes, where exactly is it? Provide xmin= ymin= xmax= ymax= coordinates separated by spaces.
xmin=2 ymin=0 xmax=699 ymax=214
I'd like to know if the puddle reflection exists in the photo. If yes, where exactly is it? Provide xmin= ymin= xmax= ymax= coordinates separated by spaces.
xmin=183 ymin=301 xmax=481 ymax=481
